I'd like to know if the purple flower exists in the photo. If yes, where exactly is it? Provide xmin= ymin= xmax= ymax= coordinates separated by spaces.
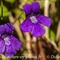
xmin=0 ymin=23 xmax=22 ymax=57
xmin=20 ymin=2 xmax=52 ymax=37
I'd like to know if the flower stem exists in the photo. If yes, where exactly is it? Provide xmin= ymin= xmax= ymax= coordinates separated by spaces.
xmin=44 ymin=0 xmax=49 ymax=37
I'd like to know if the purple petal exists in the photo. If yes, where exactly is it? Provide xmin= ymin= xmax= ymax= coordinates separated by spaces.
xmin=23 ymin=4 xmax=32 ymax=15
xmin=31 ymin=2 xmax=40 ymax=13
xmin=5 ymin=44 xmax=16 ymax=57
xmin=31 ymin=23 xmax=45 ymax=37
xmin=0 ymin=38 xmax=5 ymax=54
xmin=37 ymin=15 xmax=52 ymax=27
xmin=0 ymin=25 xmax=5 ymax=35
xmin=4 ymin=23 xmax=14 ymax=35
xmin=20 ymin=18 xmax=32 ymax=32
xmin=9 ymin=36 xmax=22 ymax=50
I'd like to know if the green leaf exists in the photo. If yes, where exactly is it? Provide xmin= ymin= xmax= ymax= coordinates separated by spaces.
xmin=3 ymin=6 xmax=8 ymax=16
xmin=3 ymin=5 xmax=8 ymax=17
xmin=0 ymin=5 xmax=8 ymax=17
xmin=21 ymin=13 xmax=25 ymax=19
xmin=50 ymin=30 xmax=56 ymax=40
xmin=39 ymin=1 xmax=45 ymax=8
xmin=0 ymin=6 xmax=1 ymax=16
xmin=13 ymin=9 xmax=25 ymax=20
xmin=5 ymin=0 xmax=15 ymax=3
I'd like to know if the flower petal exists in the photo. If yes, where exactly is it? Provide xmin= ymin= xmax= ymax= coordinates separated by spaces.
xmin=31 ymin=23 xmax=45 ymax=37
xmin=9 ymin=36 xmax=22 ymax=50
xmin=5 ymin=44 xmax=16 ymax=57
xmin=4 ymin=23 xmax=14 ymax=35
xmin=0 ymin=38 xmax=5 ymax=54
xmin=0 ymin=25 xmax=5 ymax=35
xmin=37 ymin=15 xmax=52 ymax=27
xmin=31 ymin=2 xmax=40 ymax=13
xmin=20 ymin=18 xmax=32 ymax=32
xmin=23 ymin=4 xmax=32 ymax=15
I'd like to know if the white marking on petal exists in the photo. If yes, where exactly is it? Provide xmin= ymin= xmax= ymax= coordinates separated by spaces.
xmin=30 ymin=16 xmax=38 ymax=23
xmin=4 ymin=37 xmax=11 ymax=45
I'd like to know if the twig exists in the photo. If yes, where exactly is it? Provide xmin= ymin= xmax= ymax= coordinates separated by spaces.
xmin=8 ymin=11 xmax=25 ymax=44
xmin=24 ymin=33 xmax=32 ymax=59
xmin=13 ymin=11 xmax=24 ymax=24
xmin=37 ymin=38 xmax=46 ymax=60
xmin=0 ymin=54 xmax=10 ymax=60
xmin=56 ymin=21 xmax=60 ymax=41
xmin=44 ymin=0 xmax=49 ymax=37
xmin=31 ymin=37 xmax=37 ymax=60
xmin=45 ymin=36 xmax=60 ymax=52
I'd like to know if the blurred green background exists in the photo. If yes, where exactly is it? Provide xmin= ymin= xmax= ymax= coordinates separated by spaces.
xmin=0 ymin=0 xmax=60 ymax=60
